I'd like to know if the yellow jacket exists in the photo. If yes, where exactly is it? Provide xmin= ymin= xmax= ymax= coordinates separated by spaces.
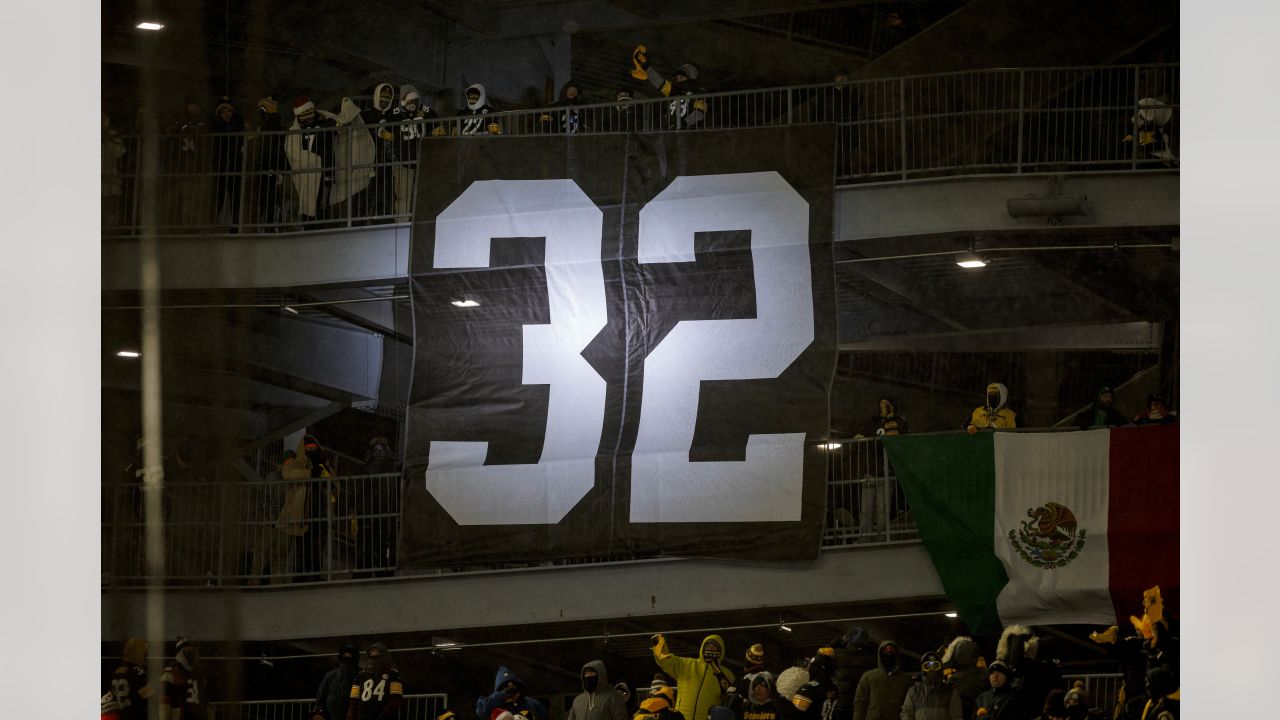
xmin=652 ymin=634 xmax=734 ymax=720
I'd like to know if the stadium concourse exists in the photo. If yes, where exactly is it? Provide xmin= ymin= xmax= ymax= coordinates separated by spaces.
xmin=98 ymin=2 xmax=1180 ymax=720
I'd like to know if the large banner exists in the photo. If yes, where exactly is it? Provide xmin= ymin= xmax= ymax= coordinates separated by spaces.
xmin=402 ymin=127 xmax=836 ymax=566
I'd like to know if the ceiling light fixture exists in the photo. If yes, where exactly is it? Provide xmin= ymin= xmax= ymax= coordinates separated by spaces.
xmin=944 ymin=611 xmax=959 ymax=618
xmin=283 ymin=305 xmax=300 ymax=315
xmin=136 ymin=21 xmax=165 ymax=30
xmin=117 ymin=350 xmax=141 ymax=358
xmin=451 ymin=299 xmax=480 ymax=308
xmin=779 ymin=624 xmax=793 ymax=632
xmin=955 ymin=252 xmax=987 ymax=269
xmin=824 ymin=442 xmax=843 ymax=451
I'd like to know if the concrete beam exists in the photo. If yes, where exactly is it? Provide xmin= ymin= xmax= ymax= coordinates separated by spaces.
xmin=838 ymin=321 xmax=1163 ymax=353
xmin=835 ymin=172 xmax=1179 ymax=242
xmin=101 ymin=544 xmax=944 ymax=642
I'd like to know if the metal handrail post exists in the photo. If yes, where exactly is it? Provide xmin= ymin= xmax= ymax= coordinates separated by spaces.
xmin=881 ymin=440 xmax=891 ymax=542
xmin=216 ymin=481 xmax=228 ymax=585
xmin=326 ymin=477 xmax=335 ymax=581
xmin=346 ymin=126 xmax=353 ymax=228
xmin=1131 ymin=65 xmax=1140 ymax=170
xmin=898 ymin=78 xmax=908 ymax=181
xmin=1016 ymin=69 xmax=1025 ymax=173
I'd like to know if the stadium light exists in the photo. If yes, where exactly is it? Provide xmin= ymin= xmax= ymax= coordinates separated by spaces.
xmin=944 ymin=611 xmax=959 ymax=618
xmin=955 ymin=252 xmax=987 ymax=269
xmin=117 ymin=350 xmax=141 ymax=358
xmin=824 ymin=442 xmax=843 ymax=451
xmin=136 ymin=21 xmax=165 ymax=30
xmin=451 ymin=299 xmax=480 ymax=308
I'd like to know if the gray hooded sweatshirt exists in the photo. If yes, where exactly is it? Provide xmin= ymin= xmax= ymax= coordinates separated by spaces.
xmin=567 ymin=660 xmax=629 ymax=720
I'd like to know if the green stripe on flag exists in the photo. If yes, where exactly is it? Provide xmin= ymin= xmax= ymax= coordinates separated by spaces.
xmin=882 ymin=433 xmax=1008 ymax=636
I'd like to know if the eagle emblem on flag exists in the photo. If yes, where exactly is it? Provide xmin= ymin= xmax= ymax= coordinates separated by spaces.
xmin=1008 ymin=501 xmax=1087 ymax=569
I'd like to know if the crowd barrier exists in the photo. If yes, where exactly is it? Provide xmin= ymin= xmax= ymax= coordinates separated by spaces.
xmin=101 ymin=64 xmax=1178 ymax=235
xmin=209 ymin=693 xmax=447 ymax=720
xmin=102 ymin=438 xmax=904 ymax=587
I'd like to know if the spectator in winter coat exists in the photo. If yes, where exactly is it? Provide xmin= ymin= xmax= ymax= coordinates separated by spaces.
xmin=1035 ymin=690 xmax=1069 ymax=720
xmin=476 ymin=666 xmax=548 ymax=720
xmin=651 ymin=634 xmax=734 ymax=720
xmin=973 ymin=662 xmax=1017 ymax=720
xmin=542 ymin=80 xmax=588 ymax=133
xmin=784 ymin=649 xmax=837 ymax=720
xmin=347 ymin=642 xmax=404 ymax=720
xmin=734 ymin=672 xmax=779 ymax=720
xmin=1078 ymin=387 xmax=1127 ymax=429
xmin=567 ymin=660 xmax=629 ymax=720
xmin=995 ymin=626 xmax=1062 ymax=720
xmin=633 ymin=679 xmax=685 ymax=720
xmin=386 ymin=84 xmax=442 ymax=218
xmin=852 ymin=641 xmax=911 ymax=720
xmin=940 ymin=637 xmax=987 ymax=720
xmin=967 ymin=383 xmax=1016 ymax=431
xmin=210 ymin=96 xmax=245 ymax=230
xmin=899 ymin=652 xmax=960 ymax=720
xmin=1139 ymin=667 xmax=1177 ymax=720
xmin=865 ymin=397 xmax=908 ymax=437
xmin=312 ymin=644 xmax=358 ymax=720
xmin=629 ymin=45 xmax=706 ymax=129
xmin=245 ymin=97 xmax=288 ymax=229
xmin=727 ymin=644 xmax=768 ymax=715
xmin=1132 ymin=395 xmax=1177 ymax=425
xmin=458 ymin=84 xmax=501 ymax=135
xmin=161 ymin=636 xmax=210 ymax=720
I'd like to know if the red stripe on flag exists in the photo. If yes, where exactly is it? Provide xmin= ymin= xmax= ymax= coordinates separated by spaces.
xmin=1107 ymin=424 xmax=1179 ymax=623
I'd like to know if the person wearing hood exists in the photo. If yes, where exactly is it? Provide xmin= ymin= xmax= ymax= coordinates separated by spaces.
xmin=459 ymin=84 xmax=502 ymax=135
xmin=477 ymin=666 xmax=549 ymax=720
xmin=245 ymin=96 xmax=288 ymax=229
xmin=972 ymin=661 xmax=1017 ymax=720
xmin=995 ymin=626 xmax=1061 ymax=720
xmin=346 ymin=642 xmax=404 ymax=720
xmin=629 ymin=46 xmax=706 ymax=129
xmin=1132 ymin=395 xmax=1176 ymax=426
xmin=357 ymin=83 xmax=398 ymax=221
xmin=603 ymin=88 xmax=638 ymax=132
xmin=651 ymin=634 xmax=734 ymax=720
xmin=1035 ymin=690 xmax=1069 ymax=720
xmin=386 ymin=84 xmax=443 ymax=218
xmin=542 ymin=80 xmax=588 ymax=133
xmin=851 ymin=641 xmax=911 ymax=720
xmin=939 ymin=637 xmax=987 ymax=720
xmin=312 ymin=644 xmax=360 ymax=720
xmin=290 ymin=96 xmax=338 ymax=223
xmin=733 ymin=671 xmax=779 ymax=720
xmin=784 ymin=648 xmax=837 ymax=720
xmin=899 ymin=652 xmax=961 ymax=720
xmin=967 ymin=383 xmax=1016 ymax=431
xmin=109 ymin=637 xmax=154 ymax=720
xmin=288 ymin=433 xmax=333 ymax=581
xmin=865 ymin=397 xmax=908 ymax=437
xmin=633 ymin=679 xmax=685 ymax=720
xmin=1078 ymin=387 xmax=1127 ymax=429
xmin=355 ymin=435 xmax=402 ymax=578
xmin=1138 ymin=667 xmax=1177 ymax=720
xmin=567 ymin=661 xmax=629 ymax=720
xmin=211 ymin=96 xmax=246 ymax=231
xmin=160 ymin=636 xmax=209 ymax=720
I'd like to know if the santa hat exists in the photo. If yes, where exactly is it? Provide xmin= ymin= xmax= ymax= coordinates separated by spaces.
xmin=293 ymin=97 xmax=315 ymax=116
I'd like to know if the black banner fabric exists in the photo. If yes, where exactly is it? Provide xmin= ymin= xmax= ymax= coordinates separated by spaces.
xmin=402 ymin=127 xmax=836 ymax=566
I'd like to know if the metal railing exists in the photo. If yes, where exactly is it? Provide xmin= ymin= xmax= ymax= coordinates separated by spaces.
xmin=101 ymin=64 xmax=1178 ymax=236
xmin=209 ymin=693 xmax=447 ymax=720
xmin=102 ymin=438 xmax=904 ymax=587
xmin=1062 ymin=674 xmax=1124 ymax=717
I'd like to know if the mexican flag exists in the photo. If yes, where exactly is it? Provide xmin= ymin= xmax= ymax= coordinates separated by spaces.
xmin=881 ymin=425 xmax=1178 ymax=636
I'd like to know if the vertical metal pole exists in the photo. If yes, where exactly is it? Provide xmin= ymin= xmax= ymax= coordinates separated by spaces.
xmin=1131 ymin=65 xmax=1141 ymax=170
xmin=326 ymin=477 xmax=335 ymax=581
xmin=216 ymin=481 xmax=228 ymax=585
xmin=1016 ymin=69 xmax=1025 ymax=173
xmin=881 ymin=440 xmax=891 ymax=542
xmin=346 ymin=126 xmax=354 ymax=228
xmin=898 ymin=78 xmax=908 ymax=181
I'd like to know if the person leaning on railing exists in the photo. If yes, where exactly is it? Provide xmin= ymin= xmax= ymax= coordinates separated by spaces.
xmin=629 ymin=45 xmax=706 ymax=130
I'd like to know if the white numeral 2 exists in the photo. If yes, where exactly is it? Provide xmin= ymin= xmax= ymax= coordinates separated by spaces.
xmin=630 ymin=172 xmax=812 ymax=522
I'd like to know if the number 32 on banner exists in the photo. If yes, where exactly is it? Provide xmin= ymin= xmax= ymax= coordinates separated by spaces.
xmin=425 ymin=172 xmax=813 ymax=525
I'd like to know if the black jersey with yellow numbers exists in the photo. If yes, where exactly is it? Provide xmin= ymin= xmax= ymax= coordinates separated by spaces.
xmin=109 ymin=664 xmax=153 ymax=720
xmin=347 ymin=667 xmax=405 ymax=720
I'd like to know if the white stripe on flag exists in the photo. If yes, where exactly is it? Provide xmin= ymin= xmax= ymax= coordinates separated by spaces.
xmin=994 ymin=430 xmax=1115 ymax=626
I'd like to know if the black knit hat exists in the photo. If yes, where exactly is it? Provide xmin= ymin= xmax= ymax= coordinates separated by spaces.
xmin=987 ymin=660 xmax=1012 ymax=680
